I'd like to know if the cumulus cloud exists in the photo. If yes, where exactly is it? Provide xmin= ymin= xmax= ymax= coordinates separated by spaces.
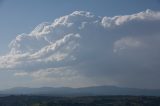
xmin=101 ymin=9 xmax=160 ymax=28
xmin=1 ymin=10 xmax=160 ymax=88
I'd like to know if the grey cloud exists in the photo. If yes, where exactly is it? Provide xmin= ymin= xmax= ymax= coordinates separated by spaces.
xmin=1 ymin=10 xmax=160 ymax=88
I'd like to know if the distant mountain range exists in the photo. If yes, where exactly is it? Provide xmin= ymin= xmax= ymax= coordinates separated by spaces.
xmin=0 ymin=86 xmax=160 ymax=96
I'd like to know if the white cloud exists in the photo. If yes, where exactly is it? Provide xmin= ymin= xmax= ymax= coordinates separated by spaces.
xmin=14 ymin=72 xmax=28 ymax=77
xmin=101 ymin=9 xmax=160 ymax=28
xmin=113 ymin=37 xmax=143 ymax=53
xmin=1 ymin=10 xmax=160 ymax=88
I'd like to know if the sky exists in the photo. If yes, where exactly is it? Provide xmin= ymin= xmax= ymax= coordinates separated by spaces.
xmin=0 ymin=0 xmax=160 ymax=90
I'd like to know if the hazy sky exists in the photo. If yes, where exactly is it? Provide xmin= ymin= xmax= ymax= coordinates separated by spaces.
xmin=0 ymin=0 xmax=160 ymax=90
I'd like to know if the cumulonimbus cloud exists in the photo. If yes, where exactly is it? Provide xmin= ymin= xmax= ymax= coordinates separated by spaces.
xmin=1 ymin=9 xmax=160 ymax=88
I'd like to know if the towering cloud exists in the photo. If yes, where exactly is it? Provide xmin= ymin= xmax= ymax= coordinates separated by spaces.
xmin=1 ymin=10 xmax=160 ymax=88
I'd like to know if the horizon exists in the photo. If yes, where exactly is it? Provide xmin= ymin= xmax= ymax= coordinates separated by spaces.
xmin=2 ymin=85 xmax=160 ymax=91
xmin=0 ymin=0 xmax=160 ymax=90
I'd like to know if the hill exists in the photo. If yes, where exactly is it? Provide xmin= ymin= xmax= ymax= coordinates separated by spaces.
xmin=0 ymin=86 xmax=160 ymax=96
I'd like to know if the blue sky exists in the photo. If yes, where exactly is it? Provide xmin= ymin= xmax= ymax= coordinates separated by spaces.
xmin=0 ymin=0 xmax=160 ymax=89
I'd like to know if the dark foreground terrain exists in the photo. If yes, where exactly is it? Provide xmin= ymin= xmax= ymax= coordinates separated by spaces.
xmin=0 ymin=95 xmax=159 ymax=106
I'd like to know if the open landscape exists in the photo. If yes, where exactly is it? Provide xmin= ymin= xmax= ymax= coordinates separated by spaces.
xmin=0 ymin=86 xmax=159 ymax=106
xmin=0 ymin=0 xmax=160 ymax=105
xmin=0 ymin=95 xmax=160 ymax=106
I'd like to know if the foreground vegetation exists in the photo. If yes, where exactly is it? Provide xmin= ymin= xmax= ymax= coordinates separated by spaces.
xmin=0 ymin=95 xmax=159 ymax=106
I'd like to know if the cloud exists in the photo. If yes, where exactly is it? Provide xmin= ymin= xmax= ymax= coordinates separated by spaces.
xmin=14 ymin=72 xmax=28 ymax=77
xmin=1 ymin=10 xmax=160 ymax=88
xmin=101 ymin=9 xmax=160 ymax=28
xmin=113 ymin=37 xmax=143 ymax=53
